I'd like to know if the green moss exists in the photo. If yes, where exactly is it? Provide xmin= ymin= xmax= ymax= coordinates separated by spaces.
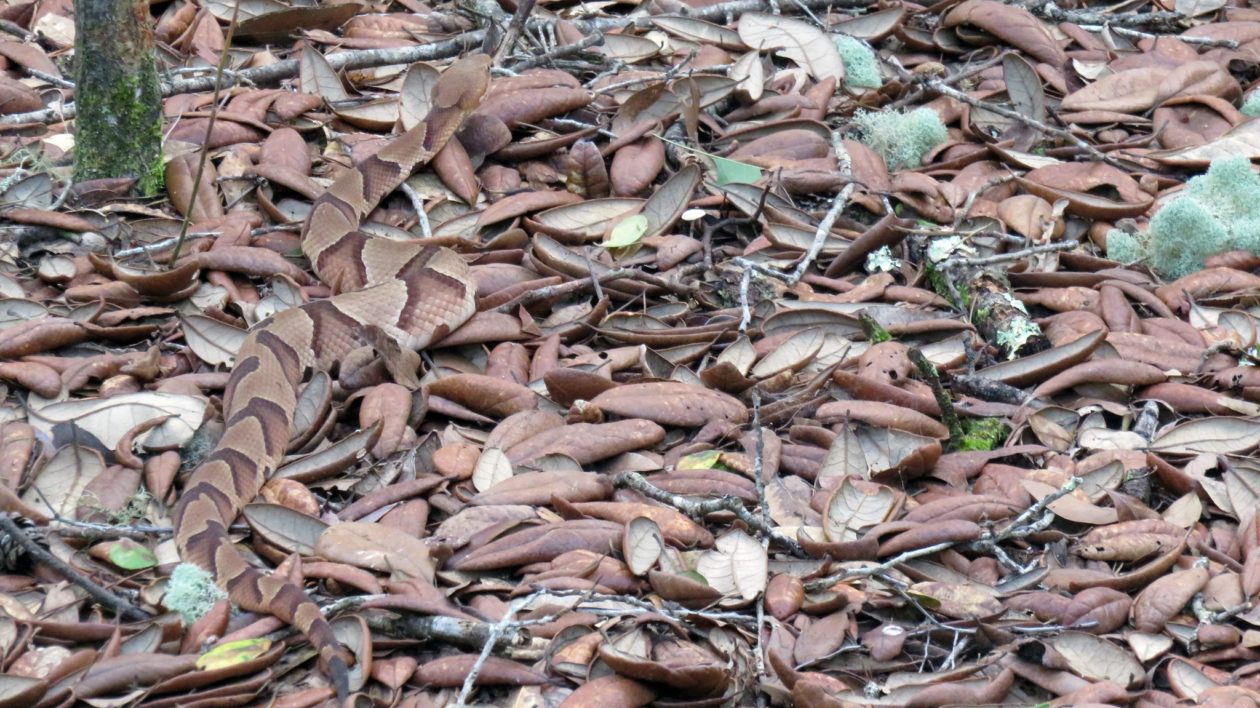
xmin=924 ymin=261 xmax=970 ymax=309
xmin=957 ymin=418 xmax=1010 ymax=451
xmin=74 ymin=60 xmax=164 ymax=196
xmin=859 ymin=314 xmax=892 ymax=343
xmin=164 ymin=562 xmax=227 ymax=625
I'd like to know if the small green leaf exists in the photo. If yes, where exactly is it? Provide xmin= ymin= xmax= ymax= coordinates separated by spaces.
xmin=678 ymin=449 xmax=721 ymax=470
xmin=197 ymin=638 xmax=272 ymax=671
xmin=604 ymin=214 xmax=649 ymax=248
xmin=681 ymin=570 xmax=709 ymax=585
xmin=654 ymin=134 xmax=762 ymax=186
xmin=712 ymin=155 xmax=762 ymax=186
xmin=907 ymin=591 xmax=941 ymax=609
xmin=107 ymin=541 xmax=157 ymax=570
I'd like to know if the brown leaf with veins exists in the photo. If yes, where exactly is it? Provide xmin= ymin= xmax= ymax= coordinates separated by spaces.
xmin=1131 ymin=566 xmax=1208 ymax=633
xmin=589 ymin=381 xmax=748 ymax=426
xmin=426 ymin=373 xmax=538 ymax=418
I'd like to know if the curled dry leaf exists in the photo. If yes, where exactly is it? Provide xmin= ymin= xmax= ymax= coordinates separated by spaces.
xmin=623 ymin=516 xmax=664 ymax=576
xmin=694 ymin=529 xmax=768 ymax=601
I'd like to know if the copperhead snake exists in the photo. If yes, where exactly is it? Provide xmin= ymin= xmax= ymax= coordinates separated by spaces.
xmin=171 ymin=54 xmax=492 ymax=697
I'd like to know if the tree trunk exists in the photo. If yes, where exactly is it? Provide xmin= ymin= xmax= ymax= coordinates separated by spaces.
xmin=73 ymin=0 xmax=163 ymax=195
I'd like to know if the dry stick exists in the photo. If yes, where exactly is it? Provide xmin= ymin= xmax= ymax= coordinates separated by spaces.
xmin=940 ymin=240 xmax=1077 ymax=269
xmin=788 ymin=182 xmax=855 ymax=286
xmin=614 ymin=471 xmax=805 ymax=556
xmin=508 ymin=31 xmax=605 ymax=72
xmin=1013 ymin=0 xmax=1188 ymax=31
xmin=491 ymin=0 xmax=538 ymax=66
xmin=455 ymin=592 xmax=537 ymax=706
xmin=540 ymin=586 xmax=760 ymax=628
xmin=0 ymin=514 xmax=151 ymax=621
xmin=925 ymin=80 xmax=1128 ymax=168
xmin=167 ymin=0 xmax=240 ymax=265
xmin=1084 ymin=23 xmax=1237 ymax=48
xmin=2 ymin=0 xmax=872 ymax=126
xmin=805 ymin=476 xmax=1082 ymax=592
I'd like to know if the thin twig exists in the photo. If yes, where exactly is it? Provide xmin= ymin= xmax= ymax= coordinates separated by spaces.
xmin=614 ymin=471 xmax=804 ymax=556
xmin=508 ymin=32 xmax=605 ymax=72
xmin=787 ymin=181 xmax=854 ymax=286
xmin=925 ymin=79 xmax=1128 ymax=167
xmin=0 ymin=514 xmax=150 ymax=621
xmin=455 ymin=592 xmax=535 ymax=705
xmin=492 ymin=0 xmax=538 ymax=66
xmin=168 ymin=1 xmax=240 ymax=265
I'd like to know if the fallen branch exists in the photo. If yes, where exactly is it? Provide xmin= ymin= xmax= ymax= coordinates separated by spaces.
xmin=806 ymin=477 xmax=1082 ymax=591
xmin=1 ymin=0 xmax=870 ymax=126
xmin=0 ymin=514 xmax=151 ymax=621
xmin=614 ymin=471 xmax=805 ymax=556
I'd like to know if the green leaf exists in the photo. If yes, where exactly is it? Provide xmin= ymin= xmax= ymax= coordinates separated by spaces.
xmin=107 ymin=541 xmax=157 ymax=570
xmin=604 ymin=214 xmax=649 ymax=248
xmin=654 ymin=134 xmax=762 ymax=186
xmin=712 ymin=155 xmax=762 ymax=185
xmin=678 ymin=449 xmax=721 ymax=470
xmin=197 ymin=638 xmax=272 ymax=671
xmin=681 ymin=570 xmax=709 ymax=585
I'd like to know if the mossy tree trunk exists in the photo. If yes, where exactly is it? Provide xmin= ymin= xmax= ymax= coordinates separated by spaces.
xmin=73 ymin=0 xmax=164 ymax=196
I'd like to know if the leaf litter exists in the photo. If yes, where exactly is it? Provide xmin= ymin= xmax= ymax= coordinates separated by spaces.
xmin=2 ymin=0 xmax=1260 ymax=705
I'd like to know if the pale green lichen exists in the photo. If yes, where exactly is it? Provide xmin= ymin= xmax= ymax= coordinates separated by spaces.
xmin=926 ymin=235 xmax=968 ymax=263
xmin=865 ymin=245 xmax=900 ymax=273
xmin=834 ymin=34 xmax=881 ymax=89
xmin=851 ymin=107 xmax=947 ymax=170
xmin=164 ymin=562 xmax=227 ymax=625
xmin=1106 ymin=155 xmax=1260 ymax=278
xmin=995 ymin=318 xmax=1042 ymax=358
xmin=1243 ymin=91 xmax=1260 ymax=117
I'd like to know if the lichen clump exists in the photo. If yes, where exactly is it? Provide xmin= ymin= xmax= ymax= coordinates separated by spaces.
xmin=164 ymin=562 xmax=227 ymax=625
xmin=1243 ymin=91 xmax=1260 ymax=117
xmin=851 ymin=107 xmax=947 ymax=170
xmin=834 ymin=34 xmax=881 ymax=89
xmin=1107 ymin=155 xmax=1260 ymax=278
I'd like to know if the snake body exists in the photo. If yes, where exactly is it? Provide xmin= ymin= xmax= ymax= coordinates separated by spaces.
xmin=171 ymin=54 xmax=492 ymax=695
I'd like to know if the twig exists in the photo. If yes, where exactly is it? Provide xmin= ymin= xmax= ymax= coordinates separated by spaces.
xmin=992 ymin=476 xmax=1080 ymax=538
xmin=539 ymin=587 xmax=760 ymax=628
xmin=1079 ymin=23 xmax=1237 ymax=48
xmin=0 ymin=19 xmax=31 ymax=40
xmin=939 ymin=240 xmax=1076 ymax=270
xmin=907 ymin=347 xmax=960 ymax=441
xmin=398 ymin=182 xmax=432 ymax=239
xmin=508 ymin=32 xmax=605 ymax=72
xmin=28 ymin=69 xmax=73 ymax=89
xmin=614 ymin=471 xmax=804 ymax=556
xmin=804 ymin=541 xmax=957 ymax=591
xmin=455 ymin=592 xmax=535 ymax=706
xmin=0 ymin=514 xmax=150 ymax=621
xmin=168 ymin=0 xmax=240 ymax=265
xmin=492 ymin=0 xmax=538 ymax=66
xmin=787 ymin=181 xmax=854 ymax=286
xmin=924 ymin=79 xmax=1128 ymax=167
xmin=1014 ymin=0 xmax=1188 ymax=30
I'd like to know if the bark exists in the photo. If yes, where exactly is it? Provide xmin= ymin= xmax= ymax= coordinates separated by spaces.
xmin=73 ymin=0 xmax=163 ymax=195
